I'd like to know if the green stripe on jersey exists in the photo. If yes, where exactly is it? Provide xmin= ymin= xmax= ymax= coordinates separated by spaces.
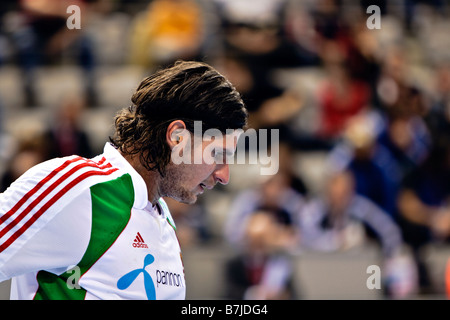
xmin=34 ymin=173 xmax=134 ymax=300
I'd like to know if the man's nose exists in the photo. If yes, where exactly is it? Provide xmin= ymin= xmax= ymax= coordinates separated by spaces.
xmin=213 ymin=163 xmax=230 ymax=185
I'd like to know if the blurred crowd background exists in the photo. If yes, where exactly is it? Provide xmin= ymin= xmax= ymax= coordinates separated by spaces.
xmin=1 ymin=0 xmax=450 ymax=300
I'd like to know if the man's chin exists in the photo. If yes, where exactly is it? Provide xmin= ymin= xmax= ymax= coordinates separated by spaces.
xmin=181 ymin=197 xmax=197 ymax=205
xmin=171 ymin=194 xmax=197 ymax=205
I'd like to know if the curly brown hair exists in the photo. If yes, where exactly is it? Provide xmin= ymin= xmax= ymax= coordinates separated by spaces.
xmin=110 ymin=60 xmax=248 ymax=175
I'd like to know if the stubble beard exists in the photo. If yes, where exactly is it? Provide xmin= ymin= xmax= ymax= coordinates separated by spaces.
xmin=159 ymin=163 xmax=197 ymax=205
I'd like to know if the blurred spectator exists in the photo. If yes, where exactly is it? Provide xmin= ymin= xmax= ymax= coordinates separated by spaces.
xmin=298 ymin=170 xmax=416 ymax=297
xmin=213 ymin=53 xmax=304 ymax=141
xmin=164 ymin=196 xmax=212 ymax=248
xmin=376 ymin=109 xmax=431 ymax=185
xmin=298 ymin=170 xmax=403 ymax=258
xmin=224 ymin=142 xmax=307 ymax=251
xmin=223 ymin=209 xmax=297 ymax=300
xmin=311 ymin=3 xmax=372 ymax=142
xmin=326 ymin=111 xmax=400 ymax=220
xmin=373 ymin=46 xmax=432 ymax=180
xmin=0 ymin=1 xmax=19 ymax=65
xmin=0 ymin=133 xmax=47 ymax=192
xmin=277 ymin=141 xmax=309 ymax=196
xmin=423 ymin=62 xmax=450 ymax=151
xmin=214 ymin=54 xmax=285 ymax=118
xmin=224 ymin=170 xmax=303 ymax=252
xmin=403 ymin=0 xmax=448 ymax=33
xmin=310 ymin=0 xmax=347 ymax=43
xmin=346 ymin=17 xmax=383 ymax=107
xmin=315 ymin=57 xmax=371 ymax=143
xmin=375 ymin=46 xmax=426 ymax=117
xmin=4 ymin=0 xmax=97 ymax=107
xmin=282 ymin=0 xmax=321 ymax=62
xmin=211 ymin=0 xmax=311 ymax=138
xmin=128 ymin=0 xmax=206 ymax=69
xmin=0 ymin=149 xmax=43 ymax=193
xmin=42 ymin=94 xmax=94 ymax=159
xmin=86 ymin=0 xmax=133 ymax=66
xmin=215 ymin=0 xmax=316 ymax=68
xmin=397 ymin=143 xmax=450 ymax=294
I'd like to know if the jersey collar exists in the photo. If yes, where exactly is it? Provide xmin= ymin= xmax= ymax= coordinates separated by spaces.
xmin=102 ymin=142 xmax=148 ymax=210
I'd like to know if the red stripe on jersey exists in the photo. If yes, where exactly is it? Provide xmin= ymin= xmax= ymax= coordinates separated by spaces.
xmin=0 ymin=156 xmax=106 ymax=226
xmin=0 ymin=156 xmax=83 ymax=225
xmin=0 ymin=167 xmax=119 ymax=254
xmin=0 ymin=158 xmax=111 ymax=238
xmin=0 ymin=158 xmax=110 ymax=237
xmin=0 ymin=157 xmax=112 ymax=249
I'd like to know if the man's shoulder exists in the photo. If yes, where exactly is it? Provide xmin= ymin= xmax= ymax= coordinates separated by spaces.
xmin=15 ymin=154 xmax=117 ymax=187
xmin=1 ymin=154 xmax=125 ymax=209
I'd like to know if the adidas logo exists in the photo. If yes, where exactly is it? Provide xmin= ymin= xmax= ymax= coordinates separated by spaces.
xmin=132 ymin=232 xmax=148 ymax=248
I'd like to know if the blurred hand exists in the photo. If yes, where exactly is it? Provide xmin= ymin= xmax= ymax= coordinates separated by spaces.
xmin=430 ymin=208 xmax=450 ymax=239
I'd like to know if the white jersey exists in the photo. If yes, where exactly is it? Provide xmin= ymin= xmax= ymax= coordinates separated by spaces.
xmin=0 ymin=143 xmax=185 ymax=300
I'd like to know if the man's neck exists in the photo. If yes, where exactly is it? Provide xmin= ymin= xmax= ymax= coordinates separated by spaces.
xmin=119 ymin=151 xmax=161 ymax=205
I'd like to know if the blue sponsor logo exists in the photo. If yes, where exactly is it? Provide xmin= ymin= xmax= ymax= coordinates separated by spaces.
xmin=117 ymin=254 xmax=156 ymax=300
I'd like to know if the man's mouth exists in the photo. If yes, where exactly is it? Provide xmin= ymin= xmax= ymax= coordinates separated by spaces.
xmin=199 ymin=183 xmax=212 ymax=193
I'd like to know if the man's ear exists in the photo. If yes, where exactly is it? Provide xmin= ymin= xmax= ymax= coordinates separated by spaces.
xmin=166 ymin=120 xmax=187 ymax=149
